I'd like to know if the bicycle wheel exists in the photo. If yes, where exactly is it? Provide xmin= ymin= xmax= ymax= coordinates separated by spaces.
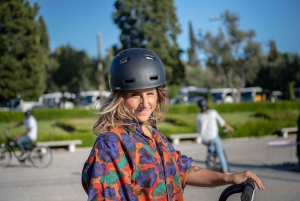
xmin=29 ymin=146 xmax=52 ymax=168
xmin=206 ymin=152 xmax=222 ymax=172
xmin=0 ymin=146 xmax=12 ymax=168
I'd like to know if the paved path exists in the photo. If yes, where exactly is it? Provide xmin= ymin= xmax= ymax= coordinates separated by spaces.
xmin=0 ymin=135 xmax=299 ymax=201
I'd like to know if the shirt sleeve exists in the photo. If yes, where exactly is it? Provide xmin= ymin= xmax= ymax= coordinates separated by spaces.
xmin=213 ymin=110 xmax=225 ymax=127
xmin=174 ymin=150 xmax=194 ymax=188
xmin=82 ymin=133 xmax=132 ymax=201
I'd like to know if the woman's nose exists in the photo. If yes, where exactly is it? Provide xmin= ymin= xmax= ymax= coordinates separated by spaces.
xmin=140 ymin=95 xmax=149 ymax=107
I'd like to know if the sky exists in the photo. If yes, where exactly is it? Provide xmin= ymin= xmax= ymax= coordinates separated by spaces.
xmin=29 ymin=0 xmax=300 ymax=61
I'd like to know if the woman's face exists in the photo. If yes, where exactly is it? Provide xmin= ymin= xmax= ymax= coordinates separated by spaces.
xmin=124 ymin=87 xmax=158 ymax=123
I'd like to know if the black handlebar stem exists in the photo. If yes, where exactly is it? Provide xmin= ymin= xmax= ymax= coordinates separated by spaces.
xmin=219 ymin=179 xmax=256 ymax=201
xmin=241 ymin=179 xmax=256 ymax=201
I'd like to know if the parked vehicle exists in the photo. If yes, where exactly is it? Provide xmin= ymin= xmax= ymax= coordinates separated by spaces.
xmin=78 ymin=90 xmax=111 ymax=109
xmin=170 ymin=86 xmax=208 ymax=105
xmin=41 ymin=92 xmax=75 ymax=109
xmin=240 ymin=87 xmax=263 ymax=102
xmin=271 ymin=91 xmax=283 ymax=102
xmin=210 ymin=88 xmax=237 ymax=104
xmin=0 ymin=96 xmax=43 ymax=112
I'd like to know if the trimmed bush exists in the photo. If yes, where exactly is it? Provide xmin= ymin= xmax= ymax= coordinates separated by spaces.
xmin=0 ymin=108 xmax=98 ymax=122
xmin=167 ymin=101 xmax=300 ymax=114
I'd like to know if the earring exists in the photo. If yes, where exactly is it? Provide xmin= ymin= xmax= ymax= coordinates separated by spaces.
xmin=150 ymin=112 xmax=155 ymax=118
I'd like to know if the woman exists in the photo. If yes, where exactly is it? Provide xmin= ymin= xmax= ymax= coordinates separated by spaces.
xmin=81 ymin=48 xmax=264 ymax=201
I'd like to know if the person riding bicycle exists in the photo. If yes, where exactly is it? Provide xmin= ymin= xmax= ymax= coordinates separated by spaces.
xmin=6 ymin=110 xmax=37 ymax=160
xmin=196 ymin=98 xmax=234 ymax=174
xmin=81 ymin=48 xmax=264 ymax=201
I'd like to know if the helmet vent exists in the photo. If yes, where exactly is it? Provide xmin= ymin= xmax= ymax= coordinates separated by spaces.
xmin=117 ymin=50 xmax=126 ymax=57
xmin=150 ymin=75 xmax=158 ymax=81
xmin=124 ymin=79 xmax=135 ymax=84
xmin=145 ymin=55 xmax=155 ymax=60
xmin=120 ymin=57 xmax=129 ymax=64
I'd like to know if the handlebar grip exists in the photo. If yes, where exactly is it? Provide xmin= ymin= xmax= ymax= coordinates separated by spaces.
xmin=240 ymin=179 xmax=256 ymax=201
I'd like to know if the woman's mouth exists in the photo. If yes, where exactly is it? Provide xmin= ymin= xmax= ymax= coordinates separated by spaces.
xmin=136 ymin=108 xmax=150 ymax=115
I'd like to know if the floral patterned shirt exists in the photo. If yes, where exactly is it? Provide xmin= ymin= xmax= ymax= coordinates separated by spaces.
xmin=82 ymin=120 xmax=194 ymax=201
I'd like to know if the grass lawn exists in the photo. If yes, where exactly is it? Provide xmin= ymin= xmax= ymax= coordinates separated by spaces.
xmin=0 ymin=109 xmax=297 ymax=147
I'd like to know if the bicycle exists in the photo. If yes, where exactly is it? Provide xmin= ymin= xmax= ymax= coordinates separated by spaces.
xmin=205 ymin=141 xmax=230 ymax=173
xmin=219 ymin=178 xmax=257 ymax=201
xmin=0 ymin=129 xmax=53 ymax=168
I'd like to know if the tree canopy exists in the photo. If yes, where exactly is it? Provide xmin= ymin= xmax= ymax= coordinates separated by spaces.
xmin=0 ymin=0 xmax=47 ymax=102
xmin=49 ymin=45 xmax=97 ymax=94
xmin=112 ymin=0 xmax=184 ymax=85
xmin=198 ymin=11 xmax=263 ymax=102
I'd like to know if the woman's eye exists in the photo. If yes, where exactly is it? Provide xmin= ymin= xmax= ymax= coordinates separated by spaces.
xmin=148 ymin=91 xmax=157 ymax=95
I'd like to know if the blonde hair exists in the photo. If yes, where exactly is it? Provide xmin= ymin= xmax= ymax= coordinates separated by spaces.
xmin=93 ymin=86 xmax=169 ymax=135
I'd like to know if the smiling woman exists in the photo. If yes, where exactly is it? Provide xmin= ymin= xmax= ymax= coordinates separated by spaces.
xmin=124 ymin=88 xmax=158 ymax=124
xmin=81 ymin=48 xmax=265 ymax=201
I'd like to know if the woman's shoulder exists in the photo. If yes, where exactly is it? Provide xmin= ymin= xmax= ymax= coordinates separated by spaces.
xmin=98 ymin=127 xmax=126 ymax=139
xmin=92 ymin=128 xmax=125 ymax=150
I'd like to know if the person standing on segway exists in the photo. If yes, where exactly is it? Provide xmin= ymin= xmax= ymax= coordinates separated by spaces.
xmin=196 ymin=98 xmax=234 ymax=174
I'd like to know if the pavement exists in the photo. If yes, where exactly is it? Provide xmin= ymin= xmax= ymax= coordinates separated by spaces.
xmin=0 ymin=135 xmax=300 ymax=201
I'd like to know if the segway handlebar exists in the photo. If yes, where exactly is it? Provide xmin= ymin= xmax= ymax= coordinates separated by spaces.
xmin=219 ymin=178 xmax=257 ymax=201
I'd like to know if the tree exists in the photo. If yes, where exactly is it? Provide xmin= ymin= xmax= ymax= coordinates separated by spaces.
xmin=182 ymin=21 xmax=205 ymax=87
xmin=37 ymin=16 xmax=53 ymax=93
xmin=112 ymin=0 xmax=184 ymax=85
xmin=50 ymin=46 xmax=96 ymax=94
xmin=253 ymin=40 xmax=300 ymax=100
xmin=0 ymin=0 xmax=46 ymax=102
xmin=187 ymin=21 xmax=199 ymax=66
xmin=198 ymin=11 xmax=263 ymax=102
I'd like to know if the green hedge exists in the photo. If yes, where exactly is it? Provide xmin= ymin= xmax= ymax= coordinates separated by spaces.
xmin=1 ymin=101 xmax=298 ymax=122
xmin=0 ymin=108 xmax=99 ymax=122
xmin=1 ymin=102 xmax=299 ymax=147
xmin=168 ymin=101 xmax=300 ymax=114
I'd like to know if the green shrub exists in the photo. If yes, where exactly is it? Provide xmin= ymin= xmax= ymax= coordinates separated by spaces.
xmin=165 ymin=114 xmax=196 ymax=127
xmin=220 ymin=119 xmax=297 ymax=139
xmin=253 ymin=109 xmax=298 ymax=121
xmin=0 ymin=108 xmax=98 ymax=122
xmin=168 ymin=104 xmax=198 ymax=114
xmin=213 ymin=101 xmax=300 ymax=112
